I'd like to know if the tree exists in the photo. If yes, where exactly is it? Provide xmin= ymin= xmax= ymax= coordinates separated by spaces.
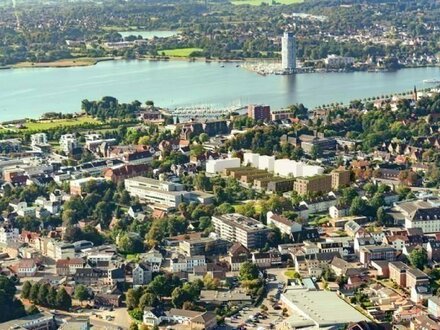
xmin=139 ymin=292 xmax=157 ymax=310
xmin=126 ymin=288 xmax=142 ymax=310
xmin=37 ymin=283 xmax=50 ymax=306
xmin=118 ymin=233 xmax=144 ymax=254
xmin=56 ymin=287 xmax=72 ymax=311
xmin=199 ymin=133 xmax=209 ymax=143
xmin=349 ymin=196 xmax=368 ymax=216
xmin=171 ymin=287 xmax=191 ymax=308
xmin=29 ymin=283 xmax=40 ymax=302
xmin=129 ymin=323 xmax=138 ymax=330
xmin=21 ymin=281 xmax=32 ymax=299
xmin=409 ymin=248 xmax=428 ymax=270
xmin=47 ymin=286 xmax=57 ymax=307
xmin=239 ymin=262 xmax=260 ymax=281
xmin=0 ymin=276 xmax=26 ymax=322
xmin=74 ymin=285 xmax=89 ymax=305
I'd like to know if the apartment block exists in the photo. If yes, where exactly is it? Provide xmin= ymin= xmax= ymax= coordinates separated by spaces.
xmin=125 ymin=176 xmax=189 ymax=210
xmin=211 ymin=213 xmax=270 ymax=249
xmin=294 ymin=175 xmax=332 ymax=195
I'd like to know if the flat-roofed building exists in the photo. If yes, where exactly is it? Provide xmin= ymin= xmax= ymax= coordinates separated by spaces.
xmin=280 ymin=287 xmax=368 ymax=328
xmin=389 ymin=261 xmax=410 ymax=287
xmin=125 ymin=176 xmax=189 ymax=210
xmin=331 ymin=168 xmax=351 ymax=189
xmin=206 ymin=158 xmax=241 ymax=175
xmin=294 ymin=175 xmax=332 ymax=195
xmin=212 ymin=213 xmax=270 ymax=249
xmin=179 ymin=237 xmax=229 ymax=257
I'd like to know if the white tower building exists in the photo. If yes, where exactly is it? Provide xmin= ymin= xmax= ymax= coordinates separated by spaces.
xmin=281 ymin=32 xmax=296 ymax=72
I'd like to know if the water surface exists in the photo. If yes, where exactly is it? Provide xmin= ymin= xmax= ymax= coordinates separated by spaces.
xmin=0 ymin=60 xmax=438 ymax=121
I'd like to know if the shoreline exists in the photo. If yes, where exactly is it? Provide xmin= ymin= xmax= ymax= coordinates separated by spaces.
xmin=1 ymin=55 xmax=438 ymax=71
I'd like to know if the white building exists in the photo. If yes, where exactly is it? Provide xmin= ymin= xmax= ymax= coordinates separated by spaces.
xmin=170 ymin=255 xmax=206 ymax=272
xmin=273 ymin=159 xmax=324 ymax=178
xmin=324 ymin=54 xmax=355 ymax=68
xmin=31 ymin=133 xmax=48 ymax=146
xmin=206 ymin=158 xmax=241 ymax=175
xmin=143 ymin=247 xmax=163 ymax=272
xmin=59 ymin=134 xmax=79 ymax=154
xmin=133 ymin=263 xmax=152 ymax=287
xmin=428 ymin=296 xmax=440 ymax=318
xmin=0 ymin=226 xmax=19 ymax=245
xmin=403 ymin=206 xmax=440 ymax=233
xmin=243 ymin=153 xmax=275 ymax=172
xmin=212 ymin=213 xmax=270 ymax=249
xmin=125 ymin=176 xmax=189 ymax=210
xmin=281 ymin=32 xmax=296 ymax=71
xmin=267 ymin=211 xmax=302 ymax=236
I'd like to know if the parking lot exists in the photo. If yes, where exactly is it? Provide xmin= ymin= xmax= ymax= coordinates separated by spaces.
xmin=223 ymin=268 xmax=289 ymax=330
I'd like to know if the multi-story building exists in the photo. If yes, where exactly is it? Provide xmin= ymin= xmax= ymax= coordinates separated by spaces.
xmin=359 ymin=246 xmax=396 ymax=266
xmin=331 ymin=169 xmax=351 ymax=189
xmin=179 ymin=237 xmax=229 ymax=257
xmin=170 ymin=255 xmax=206 ymax=272
xmin=281 ymin=32 xmax=296 ymax=71
xmin=59 ymin=134 xmax=79 ymax=154
xmin=133 ymin=262 xmax=153 ymax=287
xmin=428 ymin=296 xmax=440 ymax=318
xmin=274 ymin=159 xmax=324 ymax=178
xmin=404 ymin=206 xmax=440 ymax=233
xmin=125 ymin=176 xmax=189 ymax=210
xmin=103 ymin=164 xmax=148 ymax=183
xmin=271 ymin=109 xmax=294 ymax=121
xmin=325 ymin=54 xmax=355 ymax=68
xmin=299 ymin=133 xmax=337 ymax=155
xmin=0 ymin=225 xmax=19 ymax=245
xmin=247 ymin=104 xmax=271 ymax=121
xmin=31 ymin=133 xmax=48 ymax=146
xmin=406 ymin=268 xmax=429 ymax=289
xmin=389 ymin=261 xmax=410 ymax=287
xmin=212 ymin=213 xmax=270 ymax=249
xmin=427 ymin=240 xmax=440 ymax=261
xmin=206 ymin=158 xmax=241 ymax=175
xmin=294 ymin=175 xmax=332 ymax=195
xmin=267 ymin=211 xmax=302 ymax=236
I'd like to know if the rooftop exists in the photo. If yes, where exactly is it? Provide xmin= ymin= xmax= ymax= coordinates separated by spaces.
xmin=281 ymin=288 xmax=368 ymax=327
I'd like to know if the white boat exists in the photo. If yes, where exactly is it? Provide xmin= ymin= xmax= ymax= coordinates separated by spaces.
xmin=423 ymin=79 xmax=440 ymax=84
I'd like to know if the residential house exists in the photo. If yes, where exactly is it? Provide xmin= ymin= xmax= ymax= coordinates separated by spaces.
xmin=17 ymin=258 xmax=37 ymax=277
xmin=225 ymin=242 xmax=250 ymax=271
xmin=56 ymin=258 xmax=84 ymax=276
xmin=427 ymin=240 xmax=440 ymax=262
xmin=267 ymin=211 xmax=302 ymax=236
xmin=251 ymin=250 xmax=282 ymax=268
xmin=170 ymin=255 xmax=206 ymax=273
xmin=133 ymin=262 xmax=152 ymax=287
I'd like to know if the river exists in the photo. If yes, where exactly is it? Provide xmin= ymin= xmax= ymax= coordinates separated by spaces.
xmin=0 ymin=60 xmax=439 ymax=121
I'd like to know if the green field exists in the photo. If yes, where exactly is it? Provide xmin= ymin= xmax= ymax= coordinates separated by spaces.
xmin=1 ymin=116 xmax=101 ymax=132
xmin=160 ymin=48 xmax=203 ymax=57
xmin=231 ymin=0 xmax=302 ymax=5
xmin=285 ymin=268 xmax=300 ymax=279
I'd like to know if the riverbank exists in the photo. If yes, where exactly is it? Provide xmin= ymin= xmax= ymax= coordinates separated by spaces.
xmin=1 ymin=57 xmax=115 ymax=70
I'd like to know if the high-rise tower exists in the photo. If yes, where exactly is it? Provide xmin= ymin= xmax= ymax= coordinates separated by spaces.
xmin=281 ymin=32 xmax=296 ymax=72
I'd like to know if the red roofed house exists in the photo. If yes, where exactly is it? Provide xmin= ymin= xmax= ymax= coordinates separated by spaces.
xmin=103 ymin=164 xmax=149 ymax=183
xmin=17 ymin=258 xmax=37 ymax=277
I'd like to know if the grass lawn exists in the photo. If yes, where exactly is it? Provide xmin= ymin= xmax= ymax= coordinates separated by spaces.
xmin=1 ymin=116 xmax=102 ymax=132
xmin=126 ymin=254 xmax=140 ymax=262
xmin=159 ymin=48 xmax=203 ymax=57
xmin=285 ymin=268 xmax=300 ymax=279
xmin=231 ymin=0 xmax=303 ymax=5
